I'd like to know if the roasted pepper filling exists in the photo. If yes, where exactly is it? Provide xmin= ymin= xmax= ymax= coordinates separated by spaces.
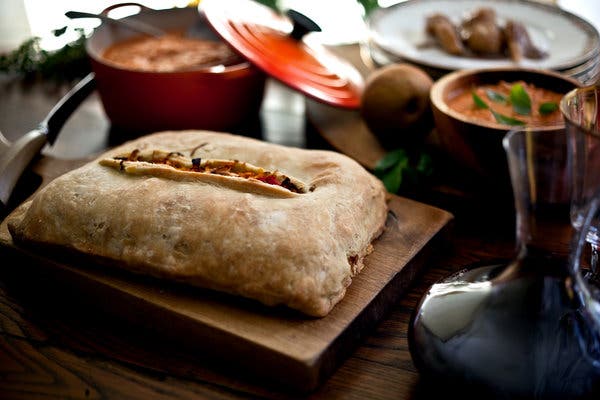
xmin=109 ymin=149 xmax=306 ymax=194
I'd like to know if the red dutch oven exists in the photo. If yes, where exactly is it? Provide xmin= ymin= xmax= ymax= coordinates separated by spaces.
xmin=86 ymin=4 xmax=267 ymax=133
xmin=86 ymin=1 xmax=364 ymax=133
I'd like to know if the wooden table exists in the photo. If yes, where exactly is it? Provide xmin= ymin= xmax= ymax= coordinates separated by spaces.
xmin=0 ymin=62 xmax=524 ymax=400
xmin=6 ymin=0 xmax=600 ymax=394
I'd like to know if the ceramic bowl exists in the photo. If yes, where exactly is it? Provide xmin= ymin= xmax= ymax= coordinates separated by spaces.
xmin=430 ymin=67 xmax=581 ymax=191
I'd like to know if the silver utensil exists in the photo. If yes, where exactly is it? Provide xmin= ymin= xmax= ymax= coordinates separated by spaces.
xmin=65 ymin=10 xmax=165 ymax=38
xmin=0 ymin=73 xmax=96 ymax=214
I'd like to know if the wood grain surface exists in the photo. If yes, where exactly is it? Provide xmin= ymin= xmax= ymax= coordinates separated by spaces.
xmin=0 ymin=156 xmax=452 ymax=391
xmin=306 ymin=99 xmax=386 ymax=171
xmin=0 ymin=33 xmax=526 ymax=399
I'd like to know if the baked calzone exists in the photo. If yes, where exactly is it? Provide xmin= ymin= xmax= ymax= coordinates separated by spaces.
xmin=7 ymin=130 xmax=388 ymax=317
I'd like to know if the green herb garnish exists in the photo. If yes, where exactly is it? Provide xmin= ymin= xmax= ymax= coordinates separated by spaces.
xmin=473 ymin=82 xmax=556 ymax=125
xmin=472 ymin=92 xmax=489 ymax=109
xmin=486 ymin=89 xmax=508 ymax=103
xmin=473 ymin=90 xmax=525 ymax=125
xmin=509 ymin=83 xmax=532 ymax=115
xmin=374 ymin=149 xmax=433 ymax=194
xmin=539 ymin=102 xmax=559 ymax=115
xmin=491 ymin=110 xmax=526 ymax=126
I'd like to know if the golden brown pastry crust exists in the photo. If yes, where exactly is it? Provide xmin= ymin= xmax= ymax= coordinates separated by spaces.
xmin=7 ymin=130 xmax=388 ymax=317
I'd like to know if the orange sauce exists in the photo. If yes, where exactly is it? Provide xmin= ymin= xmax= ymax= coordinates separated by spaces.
xmin=102 ymin=32 xmax=242 ymax=72
xmin=447 ymin=81 xmax=564 ymax=126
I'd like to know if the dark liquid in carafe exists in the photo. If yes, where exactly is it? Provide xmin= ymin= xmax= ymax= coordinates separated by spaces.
xmin=408 ymin=260 xmax=600 ymax=399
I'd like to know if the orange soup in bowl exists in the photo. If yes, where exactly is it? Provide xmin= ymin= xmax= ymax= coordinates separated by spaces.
xmin=447 ymin=80 xmax=564 ymax=127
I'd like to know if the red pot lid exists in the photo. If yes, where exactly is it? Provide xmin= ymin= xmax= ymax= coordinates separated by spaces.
xmin=201 ymin=0 xmax=363 ymax=109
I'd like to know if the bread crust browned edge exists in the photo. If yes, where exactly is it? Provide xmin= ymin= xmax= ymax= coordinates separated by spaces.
xmin=6 ymin=199 xmax=390 ymax=318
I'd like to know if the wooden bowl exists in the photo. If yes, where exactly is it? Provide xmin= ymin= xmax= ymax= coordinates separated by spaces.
xmin=430 ymin=67 xmax=581 ymax=192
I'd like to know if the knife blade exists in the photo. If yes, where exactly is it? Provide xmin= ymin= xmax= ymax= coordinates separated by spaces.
xmin=0 ymin=72 xmax=96 ymax=214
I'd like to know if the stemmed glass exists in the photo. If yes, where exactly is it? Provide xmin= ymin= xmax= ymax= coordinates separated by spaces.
xmin=408 ymin=121 xmax=600 ymax=398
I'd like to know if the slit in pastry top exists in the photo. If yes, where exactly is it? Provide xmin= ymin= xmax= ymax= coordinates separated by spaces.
xmin=99 ymin=149 xmax=309 ymax=197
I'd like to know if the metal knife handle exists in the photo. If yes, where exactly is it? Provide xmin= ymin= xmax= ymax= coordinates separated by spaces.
xmin=43 ymin=72 xmax=96 ymax=144
xmin=0 ymin=129 xmax=48 ymax=208
xmin=0 ymin=73 xmax=96 ymax=211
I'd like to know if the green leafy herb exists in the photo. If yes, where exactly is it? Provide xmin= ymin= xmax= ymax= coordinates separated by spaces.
xmin=472 ymin=92 xmax=489 ymax=109
xmin=381 ymin=160 xmax=406 ymax=194
xmin=374 ymin=149 xmax=433 ymax=194
xmin=416 ymin=152 xmax=434 ymax=176
xmin=486 ymin=89 xmax=508 ymax=103
xmin=472 ymin=82 xmax=559 ymax=125
xmin=0 ymin=28 xmax=90 ymax=82
xmin=509 ymin=83 xmax=532 ymax=115
xmin=491 ymin=110 xmax=526 ymax=126
xmin=375 ymin=149 xmax=409 ymax=194
xmin=356 ymin=0 xmax=380 ymax=16
xmin=375 ymin=149 xmax=408 ymax=172
xmin=539 ymin=102 xmax=559 ymax=115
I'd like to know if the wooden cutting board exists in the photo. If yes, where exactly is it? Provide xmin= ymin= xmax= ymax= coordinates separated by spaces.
xmin=0 ymin=156 xmax=453 ymax=391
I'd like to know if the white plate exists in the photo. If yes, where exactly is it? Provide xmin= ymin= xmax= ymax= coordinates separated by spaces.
xmin=368 ymin=0 xmax=600 ymax=71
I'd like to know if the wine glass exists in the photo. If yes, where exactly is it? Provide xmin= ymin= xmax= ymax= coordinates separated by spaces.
xmin=408 ymin=125 xmax=600 ymax=398
xmin=562 ymin=85 xmax=600 ymax=337
xmin=562 ymin=85 xmax=600 ymax=282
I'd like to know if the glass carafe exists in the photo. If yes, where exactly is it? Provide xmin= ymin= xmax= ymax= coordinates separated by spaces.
xmin=562 ymin=85 xmax=600 ymax=353
xmin=408 ymin=125 xmax=600 ymax=399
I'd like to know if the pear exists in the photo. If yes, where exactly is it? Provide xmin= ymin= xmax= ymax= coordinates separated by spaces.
xmin=360 ymin=63 xmax=433 ymax=149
